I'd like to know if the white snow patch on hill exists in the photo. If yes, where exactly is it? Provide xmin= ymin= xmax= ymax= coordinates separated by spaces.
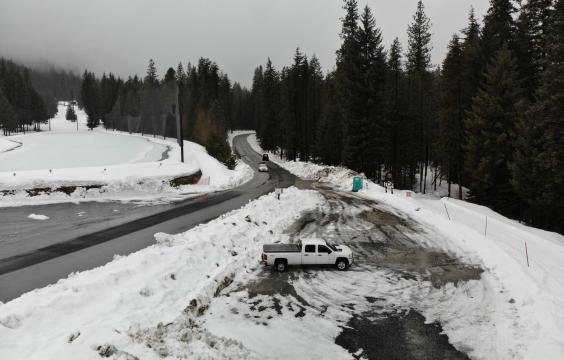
xmin=27 ymin=214 xmax=49 ymax=221
xmin=0 ymin=187 xmax=323 ymax=360
xmin=248 ymin=132 xmax=564 ymax=359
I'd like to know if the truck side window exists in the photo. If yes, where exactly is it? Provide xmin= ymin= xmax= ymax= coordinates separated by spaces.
xmin=304 ymin=245 xmax=316 ymax=253
xmin=318 ymin=245 xmax=331 ymax=254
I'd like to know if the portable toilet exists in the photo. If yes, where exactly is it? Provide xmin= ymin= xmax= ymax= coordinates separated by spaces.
xmin=352 ymin=176 xmax=363 ymax=192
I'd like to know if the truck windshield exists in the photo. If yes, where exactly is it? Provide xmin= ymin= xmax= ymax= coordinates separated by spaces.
xmin=326 ymin=243 xmax=338 ymax=251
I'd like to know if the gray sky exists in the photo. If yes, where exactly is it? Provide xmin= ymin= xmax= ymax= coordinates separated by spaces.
xmin=0 ymin=0 xmax=489 ymax=87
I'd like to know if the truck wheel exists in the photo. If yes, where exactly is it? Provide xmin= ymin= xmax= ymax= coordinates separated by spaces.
xmin=275 ymin=261 xmax=287 ymax=272
xmin=336 ymin=258 xmax=348 ymax=271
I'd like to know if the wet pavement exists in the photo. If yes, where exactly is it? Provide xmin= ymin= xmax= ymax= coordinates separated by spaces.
xmin=208 ymin=183 xmax=482 ymax=359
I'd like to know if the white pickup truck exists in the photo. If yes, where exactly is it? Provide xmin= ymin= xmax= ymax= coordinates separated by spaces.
xmin=260 ymin=238 xmax=354 ymax=272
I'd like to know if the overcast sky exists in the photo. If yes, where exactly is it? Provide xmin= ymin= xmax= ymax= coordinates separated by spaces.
xmin=0 ymin=0 xmax=489 ymax=87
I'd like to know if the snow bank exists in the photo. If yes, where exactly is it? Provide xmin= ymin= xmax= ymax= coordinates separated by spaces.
xmin=249 ymin=132 xmax=564 ymax=359
xmin=0 ymin=187 xmax=323 ymax=360
xmin=0 ymin=103 xmax=253 ymax=206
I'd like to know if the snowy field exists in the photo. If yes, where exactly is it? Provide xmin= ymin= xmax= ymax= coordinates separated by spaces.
xmin=0 ymin=104 xmax=252 ymax=206
xmin=0 ymin=138 xmax=21 ymax=153
xmin=248 ymin=133 xmax=564 ymax=359
xmin=0 ymin=187 xmax=323 ymax=359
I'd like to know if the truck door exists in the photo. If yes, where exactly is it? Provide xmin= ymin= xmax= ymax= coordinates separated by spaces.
xmin=303 ymin=244 xmax=316 ymax=264
xmin=316 ymin=244 xmax=333 ymax=265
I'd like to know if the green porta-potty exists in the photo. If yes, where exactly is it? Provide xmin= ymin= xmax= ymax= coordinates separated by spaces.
xmin=352 ymin=176 xmax=363 ymax=192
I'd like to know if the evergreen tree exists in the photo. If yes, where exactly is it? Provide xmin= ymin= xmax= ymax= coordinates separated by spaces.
xmin=387 ymin=37 xmax=412 ymax=189
xmin=80 ymin=70 xmax=100 ymax=129
xmin=354 ymin=5 xmax=388 ymax=180
xmin=461 ymin=7 xmax=482 ymax=113
xmin=465 ymin=47 xmax=524 ymax=217
xmin=251 ymin=65 xmax=264 ymax=133
xmin=258 ymin=58 xmax=280 ymax=152
xmin=99 ymin=73 xmax=121 ymax=128
xmin=515 ymin=0 xmax=553 ymax=96
xmin=406 ymin=0 xmax=433 ymax=192
xmin=512 ymin=0 xmax=564 ymax=231
xmin=336 ymin=0 xmax=362 ymax=169
xmin=481 ymin=0 xmax=517 ymax=66
xmin=0 ymin=88 xmax=17 ymax=135
xmin=306 ymin=55 xmax=324 ymax=161
xmin=436 ymin=35 xmax=464 ymax=198
xmin=316 ymin=72 xmax=344 ymax=165
xmin=145 ymin=59 xmax=158 ymax=87
xmin=176 ymin=62 xmax=186 ymax=83
xmin=65 ymin=103 xmax=77 ymax=121
xmin=164 ymin=67 xmax=176 ymax=83
xmin=279 ymin=49 xmax=310 ymax=160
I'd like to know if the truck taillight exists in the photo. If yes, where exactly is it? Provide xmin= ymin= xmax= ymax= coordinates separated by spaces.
xmin=261 ymin=254 xmax=267 ymax=261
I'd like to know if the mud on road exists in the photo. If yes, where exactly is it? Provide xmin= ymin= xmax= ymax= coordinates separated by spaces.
xmin=208 ymin=184 xmax=482 ymax=359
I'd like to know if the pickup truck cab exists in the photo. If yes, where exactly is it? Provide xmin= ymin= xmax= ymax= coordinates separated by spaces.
xmin=258 ymin=162 xmax=269 ymax=172
xmin=261 ymin=238 xmax=354 ymax=272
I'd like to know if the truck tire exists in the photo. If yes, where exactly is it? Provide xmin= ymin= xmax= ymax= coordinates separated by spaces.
xmin=275 ymin=260 xmax=287 ymax=272
xmin=336 ymin=258 xmax=348 ymax=271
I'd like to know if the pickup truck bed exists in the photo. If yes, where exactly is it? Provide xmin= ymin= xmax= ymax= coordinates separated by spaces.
xmin=263 ymin=244 xmax=301 ymax=253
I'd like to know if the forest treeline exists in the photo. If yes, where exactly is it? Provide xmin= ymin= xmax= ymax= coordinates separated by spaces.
xmin=251 ymin=0 xmax=564 ymax=233
xmin=79 ymin=58 xmax=253 ymax=167
xmin=0 ymin=58 xmax=82 ymax=135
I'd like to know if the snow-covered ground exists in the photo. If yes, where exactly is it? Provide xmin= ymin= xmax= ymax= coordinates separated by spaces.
xmin=248 ymin=132 xmax=564 ymax=359
xmin=0 ymin=187 xmax=323 ymax=359
xmin=0 ymin=138 xmax=21 ymax=153
xmin=0 ymin=103 xmax=252 ymax=206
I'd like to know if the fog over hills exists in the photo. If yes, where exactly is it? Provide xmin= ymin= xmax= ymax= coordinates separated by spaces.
xmin=0 ymin=0 xmax=487 ymax=85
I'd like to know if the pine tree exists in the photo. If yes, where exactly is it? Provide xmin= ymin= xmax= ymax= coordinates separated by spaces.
xmin=515 ymin=0 xmax=553 ymax=96
xmin=465 ymin=47 xmax=524 ymax=217
xmin=481 ymin=0 xmax=517 ymax=67
xmin=406 ymin=0 xmax=433 ymax=192
xmin=354 ymin=5 xmax=388 ymax=180
xmin=512 ymin=0 xmax=564 ymax=231
xmin=80 ymin=70 xmax=100 ymax=129
xmin=65 ymin=103 xmax=77 ymax=121
xmin=145 ymin=59 xmax=158 ymax=87
xmin=164 ymin=67 xmax=176 ymax=83
xmin=258 ymin=58 xmax=280 ymax=152
xmin=387 ymin=37 xmax=410 ymax=188
xmin=436 ymin=35 xmax=464 ymax=198
xmin=306 ymin=55 xmax=324 ymax=161
xmin=316 ymin=72 xmax=344 ymax=165
xmin=0 ymin=88 xmax=17 ymax=135
xmin=461 ymin=7 xmax=482 ymax=112
xmin=336 ymin=0 xmax=362 ymax=169
xmin=176 ymin=62 xmax=186 ymax=83
xmin=251 ymin=65 xmax=264 ymax=134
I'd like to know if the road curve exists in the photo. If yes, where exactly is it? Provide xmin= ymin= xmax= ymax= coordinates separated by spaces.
xmin=0 ymin=134 xmax=295 ymax=302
